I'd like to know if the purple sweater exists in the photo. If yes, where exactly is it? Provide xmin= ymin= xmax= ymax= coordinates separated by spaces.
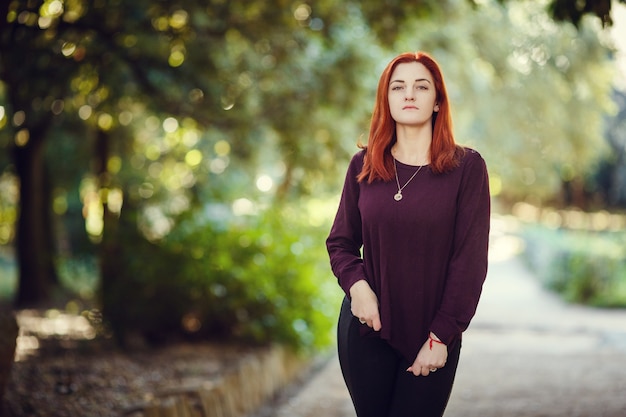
xmin=326 ymin=148 xmax=490 ymax=362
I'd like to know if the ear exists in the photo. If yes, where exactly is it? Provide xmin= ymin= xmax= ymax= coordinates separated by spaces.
xmin=434 ymin=103 xmax=440 ymax=112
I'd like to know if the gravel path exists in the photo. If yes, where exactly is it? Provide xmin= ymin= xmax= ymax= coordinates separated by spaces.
xmin=255 ymin=218 xmax=626 ymax=417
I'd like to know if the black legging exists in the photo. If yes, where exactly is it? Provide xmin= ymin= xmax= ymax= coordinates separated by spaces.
xmin=337 ymin=297 xmax=461 ymax=417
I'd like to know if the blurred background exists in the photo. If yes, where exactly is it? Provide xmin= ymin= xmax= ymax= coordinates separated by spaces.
xmin=0 ymin=0 xmax=626 ymax=412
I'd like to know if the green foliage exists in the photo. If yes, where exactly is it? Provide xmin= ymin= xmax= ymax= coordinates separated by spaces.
xmin=593 ymin=89 xmax=626 ymax=209
xmin=56 ymin=256 xmax=99 ymax=300
xmin=102 ymin=202 xmax=342 ymax=351
xmin=522 ymin=224 xmax=626 ymax=307
xmin=393 ymin=0 xmax=616 ymax=204
xmin=1 ymin=0 xmax=385 ymax=307
xmin=548 ymin=0 xmax=626 ymax=26
xmin=1 ymin=0 xmax=624 ymax=345
xmin=0 ymin=172 xmax=17 ymax=246
xmin=0 ymin=248 xmax=16 ymax=301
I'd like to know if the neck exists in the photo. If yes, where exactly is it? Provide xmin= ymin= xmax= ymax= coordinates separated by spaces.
xmin=392 ymin=125 xmax=432 ymax=166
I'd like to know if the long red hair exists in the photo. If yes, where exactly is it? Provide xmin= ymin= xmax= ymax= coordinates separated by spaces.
xmin=358 ymin=52 xmax=463 ymax=183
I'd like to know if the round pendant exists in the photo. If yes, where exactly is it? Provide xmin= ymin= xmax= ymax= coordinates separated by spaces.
xmin=394 ymin=192 xmax=403 ymax=201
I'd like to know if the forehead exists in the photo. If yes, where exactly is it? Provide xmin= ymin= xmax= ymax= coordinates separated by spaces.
xmin=389 ymin=61 xmax=433 ymax=83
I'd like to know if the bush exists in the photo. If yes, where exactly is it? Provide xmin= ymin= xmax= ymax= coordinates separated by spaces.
xmin=522 ymin=224 xmax=626 ymax=307
xmin=102 ymin=202 xmax=342 ymax=352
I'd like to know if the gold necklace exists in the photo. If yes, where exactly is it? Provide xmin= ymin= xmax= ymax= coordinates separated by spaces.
xmin=393 ymin=158 xmax=423 ymax=201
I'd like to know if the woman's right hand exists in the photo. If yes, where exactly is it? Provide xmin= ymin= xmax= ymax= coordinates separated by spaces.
xmin=349 ymin=280 xmax=382 ymax=331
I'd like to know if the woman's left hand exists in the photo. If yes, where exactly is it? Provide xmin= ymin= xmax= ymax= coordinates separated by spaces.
xmin=406 ymin=332 xmax=448 ymax=377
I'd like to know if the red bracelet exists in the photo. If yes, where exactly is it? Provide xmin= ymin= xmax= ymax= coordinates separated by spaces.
xmin=429 ymin=335 xmax=444 ymax=350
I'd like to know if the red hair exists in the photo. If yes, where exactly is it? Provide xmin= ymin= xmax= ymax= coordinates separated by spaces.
xmin=358 ymin=52 xmax=463 ymax=183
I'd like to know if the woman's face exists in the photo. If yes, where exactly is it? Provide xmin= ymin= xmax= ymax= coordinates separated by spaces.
xmin=388 ymin=61 xmax=439 ymax=128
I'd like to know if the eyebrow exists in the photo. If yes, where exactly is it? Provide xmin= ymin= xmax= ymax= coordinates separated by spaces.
xmin=390 ymin=78 xmax=432 ymax=84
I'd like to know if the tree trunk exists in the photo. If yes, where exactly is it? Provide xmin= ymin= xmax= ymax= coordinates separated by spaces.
xmin=0 ymin=308 xmax=18 ymax=409
xmin=96 ymin=128 xmax=118 ymax=299
xmin=94 ymin=129 xmax=126 ymax=345
xmin=13 ymin=137 xmax=58 ymax=307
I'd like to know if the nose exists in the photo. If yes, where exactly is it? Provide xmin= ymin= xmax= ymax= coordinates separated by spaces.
xmin=404 ymin=89 xmax=415 ymax=101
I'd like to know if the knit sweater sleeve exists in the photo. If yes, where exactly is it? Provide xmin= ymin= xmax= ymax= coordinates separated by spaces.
xmin=430 ymin=150 xmax=491 ymax=345
xmin=326 ymin=152 xmax=366 ymax=295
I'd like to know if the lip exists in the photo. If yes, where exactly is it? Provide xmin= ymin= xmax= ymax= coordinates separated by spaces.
xmin=402 ymin=105 xmax=418 ymax=110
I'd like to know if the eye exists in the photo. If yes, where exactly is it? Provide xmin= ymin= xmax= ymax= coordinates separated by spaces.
xmin=391 ymin=85 xmax=404 ymax=91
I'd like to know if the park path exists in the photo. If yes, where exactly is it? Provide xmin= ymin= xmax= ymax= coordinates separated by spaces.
xmin=251 ymin=215 xmax=626 ymax=417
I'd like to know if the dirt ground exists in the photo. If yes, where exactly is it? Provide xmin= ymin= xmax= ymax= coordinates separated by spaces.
xmin=3 ymin=341 xmax=265 ymax=417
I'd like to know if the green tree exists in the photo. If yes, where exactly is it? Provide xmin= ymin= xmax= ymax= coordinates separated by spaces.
xmin=0 ymin=0 xmax=386 ymax=352
xmin=0 ymin=0 xmax=373 ymax=307
xmin=389 ymin=0 xmax=617 ymax=205
xmin=548 ymin=0 xmax=626 ymax=26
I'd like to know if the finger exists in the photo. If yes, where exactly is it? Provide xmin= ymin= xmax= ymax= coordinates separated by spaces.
xmin=372 ymin=316 xmax=382 ymax=331
xmin=406 ymin=366 xmax=420 ymax=377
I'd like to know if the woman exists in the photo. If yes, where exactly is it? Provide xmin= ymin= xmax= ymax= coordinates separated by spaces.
xmin=326 ymin=51 xmax=490 ymax=417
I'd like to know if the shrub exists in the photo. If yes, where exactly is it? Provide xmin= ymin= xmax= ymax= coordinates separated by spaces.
xmin=102 ymin=202 xmax=342 ymax=352
xmin=521 ymin=224 xmax=626 ymax=307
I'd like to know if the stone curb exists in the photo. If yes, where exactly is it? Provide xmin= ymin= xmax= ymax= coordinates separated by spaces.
xmin=121 ymin=345 xmax=310 ymax=417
